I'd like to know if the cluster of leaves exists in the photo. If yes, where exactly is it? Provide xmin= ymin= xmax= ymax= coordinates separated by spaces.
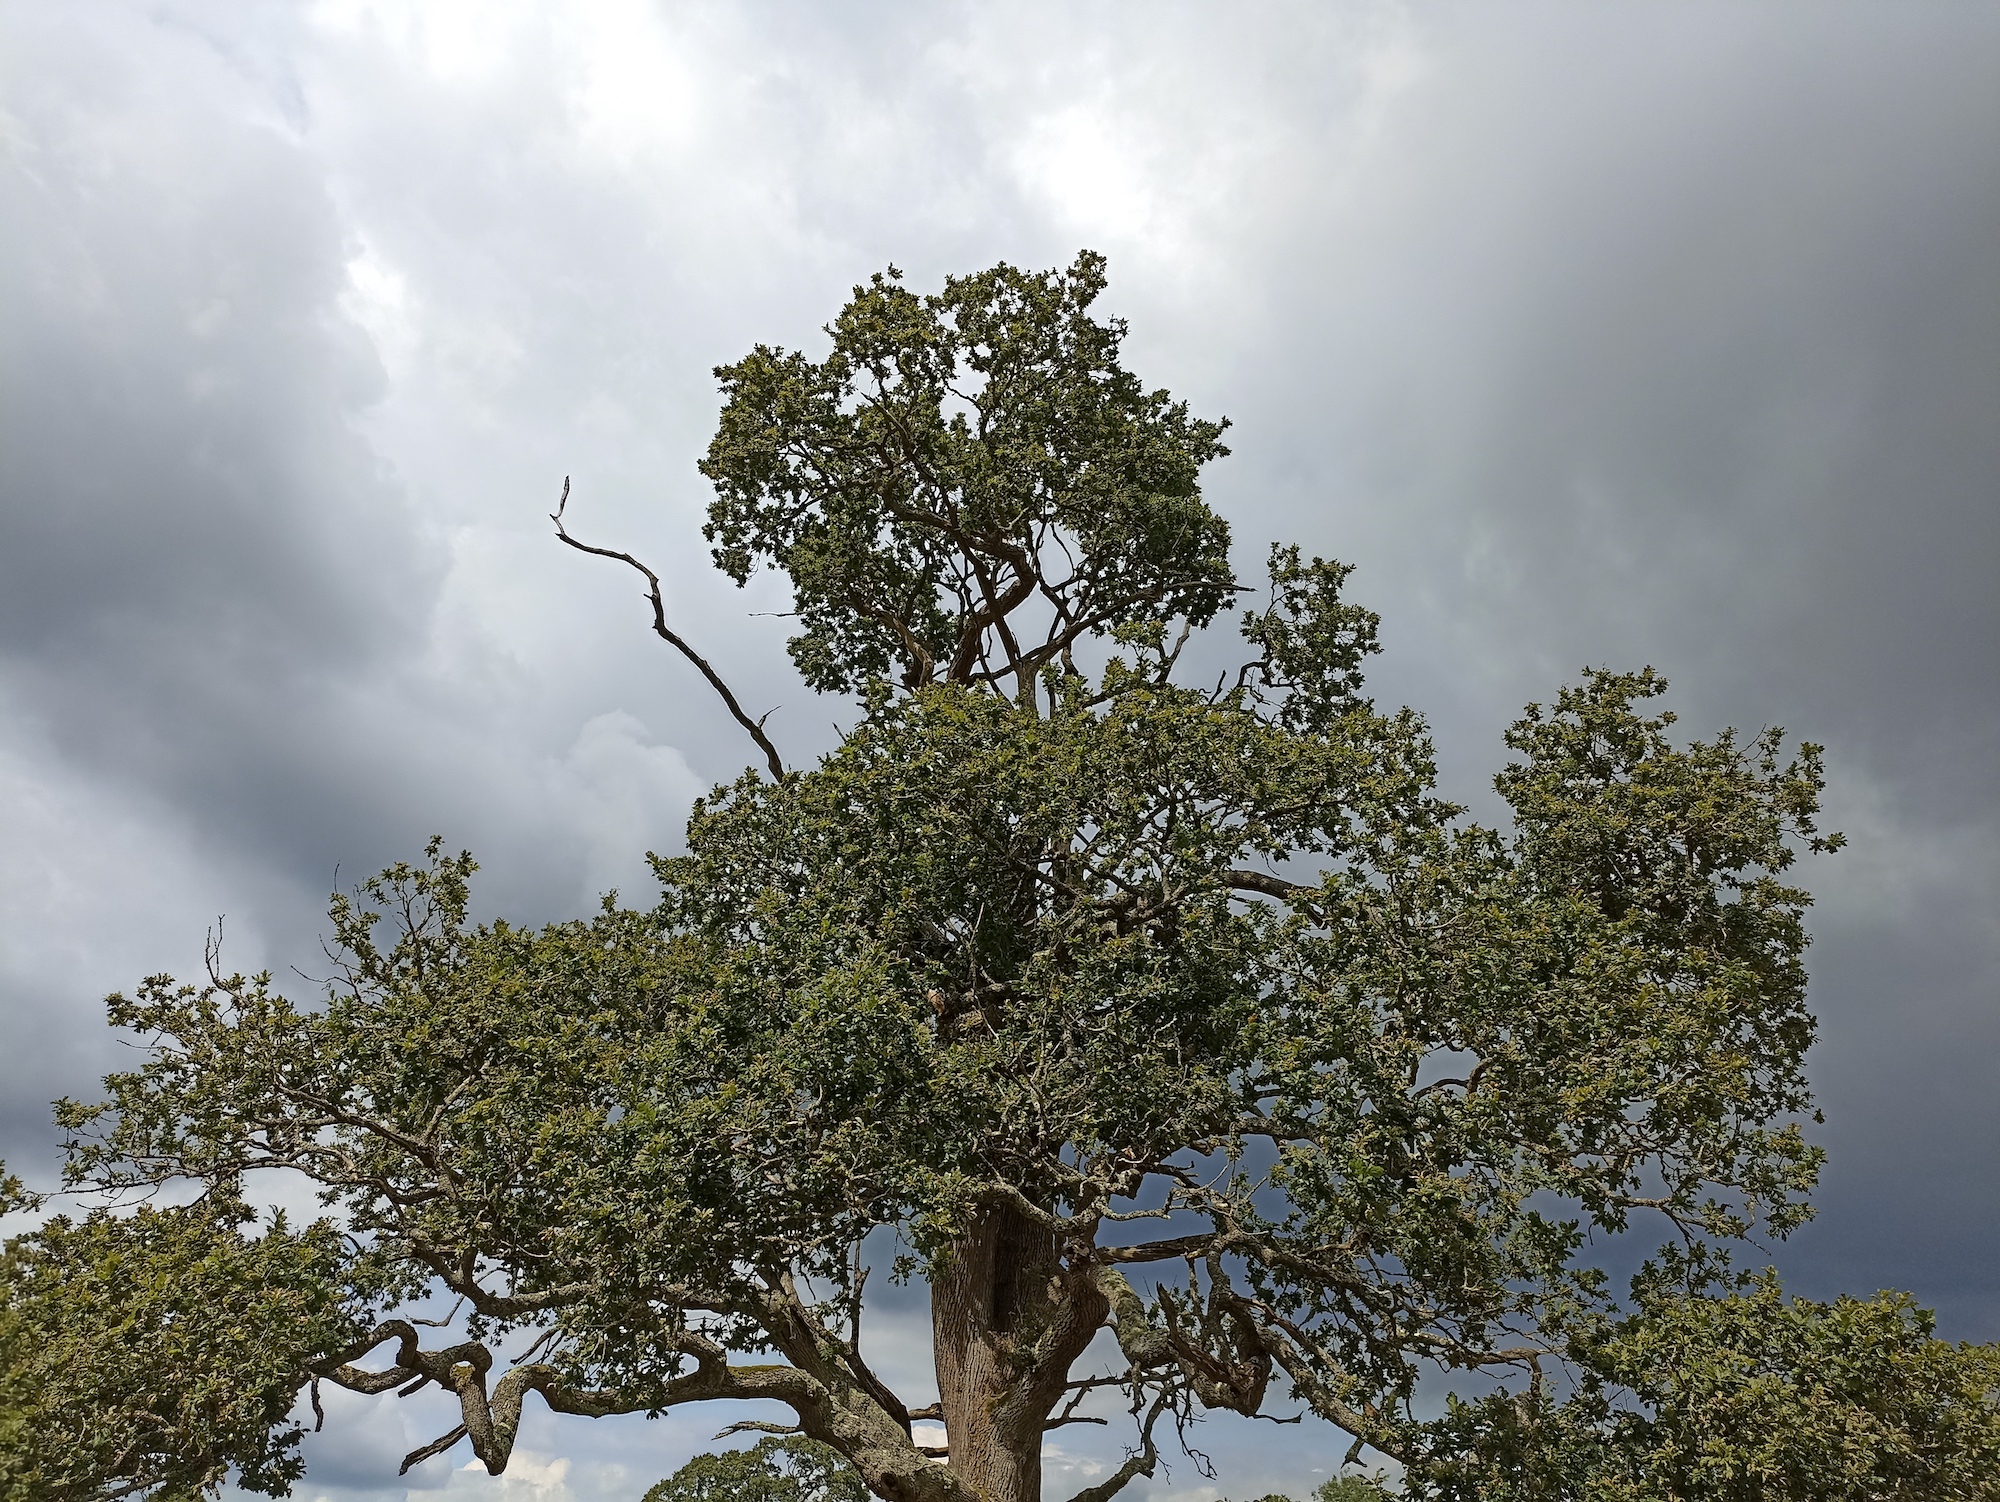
xmin=1420 ymin=1250 xmax=2000 ymax=1500
xmin=0 ymin=1183 xmax=380 ymax=1501
xmin=702 ymin=251 xmax=1234 ymax=694
xmin=1232 ymin=1479 xmax=1395 ymax=1502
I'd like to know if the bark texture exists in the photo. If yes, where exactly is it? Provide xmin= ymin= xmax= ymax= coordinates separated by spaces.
xmin=931 ymin=1205 xmax=1108 ymax=1502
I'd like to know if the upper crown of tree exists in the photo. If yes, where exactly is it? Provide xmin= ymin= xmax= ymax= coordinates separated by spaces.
xmin=700 ymin=251 xmax=1235 ymax=698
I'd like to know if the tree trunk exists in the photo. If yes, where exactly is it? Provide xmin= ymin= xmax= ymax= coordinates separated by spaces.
xmin=931 ymin=1204 xmax=1107 ymax=1502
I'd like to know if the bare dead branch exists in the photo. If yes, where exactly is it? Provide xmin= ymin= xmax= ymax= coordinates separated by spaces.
xmin=551 ymin=477 xmax=787 ymax=780
xmin=1058 ymin=1395 xmax=1168 ymax=1502
xmin=400 ymin=1425 xmax=467 ymax=1475
xmin=715 ymin=1419 xmax=803 ymax=1439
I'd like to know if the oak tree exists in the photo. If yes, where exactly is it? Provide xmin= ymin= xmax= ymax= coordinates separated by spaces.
xmin=7 ymin=254 xmax=1997 ymax=1500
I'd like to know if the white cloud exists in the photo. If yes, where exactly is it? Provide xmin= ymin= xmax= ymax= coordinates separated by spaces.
xmin=341 ymin=240 xmax=419 ymax=381
xmin=550 ymin=709 xmax=704 ymax=903
xmin=567 ymin=0 xmax=701 ymax=160
xmin=310 ymin=0 xmax=544 ymax=83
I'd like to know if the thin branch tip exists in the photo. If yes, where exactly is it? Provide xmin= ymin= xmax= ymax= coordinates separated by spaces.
xmin=548 ymin=477 xmax=787 ymax=780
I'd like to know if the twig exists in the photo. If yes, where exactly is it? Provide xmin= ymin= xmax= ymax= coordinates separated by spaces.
xmin=409 ymin=1297 xmax=466 ymax=1329
xmin=551 ymin=477 xmax=787 ymax=780
xmin=714 ymin=1419 xmax=803 ymax=1440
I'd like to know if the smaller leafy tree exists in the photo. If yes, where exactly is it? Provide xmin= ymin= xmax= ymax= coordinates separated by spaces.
xmin=1230 ymin=1478 xmax=1395 ymax=1502
xmin=1313 ymin=1483 xmax=1395 ymax=1502
xmin=645 ymin=1436 xmax=869 ymax=1502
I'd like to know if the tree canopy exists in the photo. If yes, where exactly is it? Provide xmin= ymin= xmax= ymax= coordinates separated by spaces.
xmin=3 ymin=253 xmax=1995 ymax=1502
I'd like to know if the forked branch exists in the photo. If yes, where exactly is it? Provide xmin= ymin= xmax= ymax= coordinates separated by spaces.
xmin=1059 ymin=1395 xmax=1169 ymax=1502
xmin=317 ymin=1317 xmax=807 ymax=1478
xmin=552 ymin=477 xmax=787 ymax=780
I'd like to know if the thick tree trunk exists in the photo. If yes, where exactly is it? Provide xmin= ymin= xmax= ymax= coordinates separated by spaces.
xmin=930 ymin=1204 xmax=1107 ymax=1502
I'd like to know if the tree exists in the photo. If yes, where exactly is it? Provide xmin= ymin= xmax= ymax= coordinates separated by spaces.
xmin=643 ymin=1436 xmax=869 ymax=1502
xmin=1420 ymin=1248 xmax=2000 ymax=1500
xmin=5 ymin=253 xmax=1995 ymax=1500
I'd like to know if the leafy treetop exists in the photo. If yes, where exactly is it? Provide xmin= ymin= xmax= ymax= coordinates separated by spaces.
xmin=700 ymin=252 xmax=1234 ymax=698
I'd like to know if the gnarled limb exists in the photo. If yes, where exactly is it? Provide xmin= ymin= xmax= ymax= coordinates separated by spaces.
xmin=1095 ymin=1265 xmax=1271 ymax=1419
xmin=314 ymin=1319 xmax=824 ymax=1479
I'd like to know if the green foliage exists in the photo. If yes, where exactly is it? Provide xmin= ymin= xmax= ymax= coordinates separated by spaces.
xmin=1313 ymin=1481 xmax=1395 ymax=1502
xmin=644 ymin=1436 xmax=868 ymax=1502
xmin=1417 ymin=1251 xmax=2000 ymax=1500
xmin=1602 ymin=1265 xmax=2000 ymax=1499
xmin=701 ymin=251 xmax=1233 ymax=694
xmin=0 ymin=1176 xmax=33 ymax=1502
xmin=0 ymin=1189 xmax=378 ymax=1500
xmin=11 ymin=251 xmax=1982 ymax=1502
xmin=1228 ymin=1477 xmax=1395 ymax=1502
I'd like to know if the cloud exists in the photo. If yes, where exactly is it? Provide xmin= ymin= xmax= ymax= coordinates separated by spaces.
xmin=9 ymin=0 xmax=2000 ymax=1494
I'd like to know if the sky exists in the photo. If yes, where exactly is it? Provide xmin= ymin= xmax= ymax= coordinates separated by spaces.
xmin=2 ymin=2 xmax=1997 ymax=1499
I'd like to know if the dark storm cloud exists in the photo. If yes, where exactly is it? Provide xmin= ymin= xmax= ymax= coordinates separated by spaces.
xmin=0 ymin=4 xmax=428 ymax=1173
xmin=0 ymin=5 xmax=705 ymax=1190
xmin=2 ymin=3 xmax=1997 ymax=1497
xmin=1439 ymin=10 xmax=1992 ymax=781
xmin=1192 ymin=3 xmax=2000 ymax=1332
xmin=0 ymin=4 xmax=437 ymax=879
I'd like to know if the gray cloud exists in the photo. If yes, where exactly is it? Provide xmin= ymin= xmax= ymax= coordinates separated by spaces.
xmin=1202 ymin=2 xmax=2000 ymax=1333
xmin=3 ymin=3 xmax=1996 ymax=1497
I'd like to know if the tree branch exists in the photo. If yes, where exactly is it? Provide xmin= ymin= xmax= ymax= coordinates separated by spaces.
xmin=1251 ymin=1318 xmax=1408 ymax=1465
xmin=400 ymin=1425 xmax=467 ymax=1475
xmin=1096 ymin=1233 xmax=1230 ymax=1265
xmin=316 ymin=1317 xmax=831 ymax=1478
xmin=552 ymin=477 xmax=787 ymax=780
xmin=716 ymin=1419 xmax=803 ymax=1439
xmin=1227 ymin=870 xmax=1310 ymax=902
xmin=1058 ymin=1396 xmax=1169 ymax=1502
